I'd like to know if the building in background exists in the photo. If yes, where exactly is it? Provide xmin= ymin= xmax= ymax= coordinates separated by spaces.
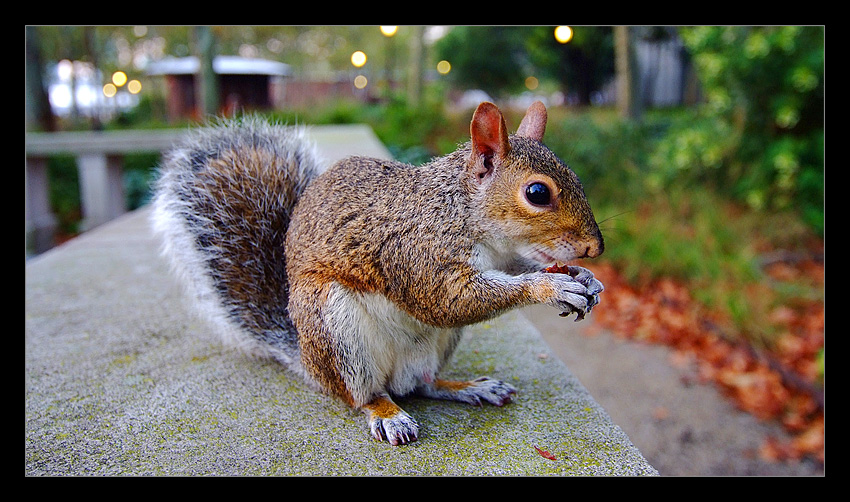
xmin=146 ymin=55 xmax=291 ymax=121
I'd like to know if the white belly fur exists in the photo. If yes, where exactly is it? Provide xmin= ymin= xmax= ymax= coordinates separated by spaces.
xmin=324 ymin=282 xmax=461 ymax=406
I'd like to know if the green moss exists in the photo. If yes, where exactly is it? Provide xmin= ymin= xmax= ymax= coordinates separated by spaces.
xmin=110 ymin=354 xmax=136 ymax=366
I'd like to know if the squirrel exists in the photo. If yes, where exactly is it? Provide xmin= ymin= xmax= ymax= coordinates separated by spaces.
xmin=151 ymin=101 xmax=604 ymax=446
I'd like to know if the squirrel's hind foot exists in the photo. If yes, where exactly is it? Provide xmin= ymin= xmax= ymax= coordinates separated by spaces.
xmin=362 ymin=394 xmax=419 ymax=446
xmin=416 ymin=377 xmax=517 ymax=407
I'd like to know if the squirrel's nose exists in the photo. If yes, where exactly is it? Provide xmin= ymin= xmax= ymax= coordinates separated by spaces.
xmin=582 ymin=233 xmax=604 ymax=259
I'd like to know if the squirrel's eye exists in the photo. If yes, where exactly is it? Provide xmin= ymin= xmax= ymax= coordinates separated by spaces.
xmin=525 ymin=182 xmax=551 ymax=206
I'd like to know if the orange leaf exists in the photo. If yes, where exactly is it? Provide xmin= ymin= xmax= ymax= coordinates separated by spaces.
xmin=534 ymin=446 xmax=557 ymax=461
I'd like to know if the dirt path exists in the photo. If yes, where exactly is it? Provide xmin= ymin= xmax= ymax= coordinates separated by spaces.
xmin=522 ymin=305 xmax=824 ymax=476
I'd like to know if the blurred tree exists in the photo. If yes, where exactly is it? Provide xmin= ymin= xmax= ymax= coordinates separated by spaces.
xmin=435 ymin=26 xmax=616 ymax=104
xmin=407 ymin=26 xmax=425 ymax=107
xmin=433 ymin=26 xmax=529 ymax=97
xmin=614 ymin=26 xmax=641 ymax=119
xmin=526 ymin=26 xmax=615 ymax=105
xmin=35 ymin=26 xmax=88 ymax=62
xmin=25 ymin=26 xmax=55 ymax=132
xmin=83 ymin=27 xmax=103 ymax=130
xmin=194 ymin=26 xmax=219 ymax=117
xmin=651 ymin=26 xmax=824 ymax=233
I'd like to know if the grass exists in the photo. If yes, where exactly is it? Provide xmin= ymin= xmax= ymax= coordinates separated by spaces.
xmin=593 ymin=186 xmax=820 ymax=347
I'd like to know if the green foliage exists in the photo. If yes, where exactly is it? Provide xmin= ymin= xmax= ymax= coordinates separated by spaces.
xmin=123 ymin=153 xmax=160 ymax=209
xmin=433 ymin=26 xmax=615 ymax=105
xmin=651 ymin=27 xmax=824 ymax=234
xmin=366 ymin=95 xmax=451 ymax=156
xmin=599 ymin=187 xmax=761 ymax=285
xmin=433 ymin=27 xmax=530 ymax=97
xmin=43 ymin=152 xmax=160 ymax=238
xmin=46 ymin=154 xmax=81 ymax=235
xmin=272 ymin=94 xmax=451 ymax=165
xmin=594 ymin=183 xmax=821 ymax=343
xmin=647 ymin=111 xmax=738 ymax=189
xmin=524 ymin=26 xmax=615 ymax=104
xmin=540 ymin=108 xmax=675 ymax=204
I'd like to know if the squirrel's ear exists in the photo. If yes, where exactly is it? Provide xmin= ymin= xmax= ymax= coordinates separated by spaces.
xmin=470 ymin=102 xmax=510 ymax=179
xmin=516 ymin=101 xmax=547 ymax=141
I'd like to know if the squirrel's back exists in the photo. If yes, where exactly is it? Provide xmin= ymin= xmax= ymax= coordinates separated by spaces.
xmin=151 ymin=117 xmax=320 ymax=372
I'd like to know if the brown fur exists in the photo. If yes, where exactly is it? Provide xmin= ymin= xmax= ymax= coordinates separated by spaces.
xmin=434 ymin=379 xmax=474 ymax=392
xmin=362 ymin=395 xmax=405 ymax=420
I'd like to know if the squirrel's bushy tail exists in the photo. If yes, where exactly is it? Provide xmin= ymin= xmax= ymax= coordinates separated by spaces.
xmin=151 ymin=117 xmax=320 ymax=374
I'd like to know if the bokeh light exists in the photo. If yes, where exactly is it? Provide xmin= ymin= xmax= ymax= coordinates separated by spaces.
xmin=112 ymin=71 xmax=128 ymax=87
xmin=554 ymin=26 xmax=573 ymax=44
xmin=127 ymin=79 xmax=142 ymax=94
xmin=353 ymin=75 xmax=368 ymax=89
xmin=436 ymin=60 xmax=451 ymax=75
xmin=380 ymin=26 xmax=398 ymax=37
xmin=351 ymin=51 xmax=367 ymax=67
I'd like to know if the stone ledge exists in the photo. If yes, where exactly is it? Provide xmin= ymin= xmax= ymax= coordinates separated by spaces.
xmin=25 ymin=205 xmax=656 ymax=476
xmin=25 ymin=125 xmax=656 ymax=476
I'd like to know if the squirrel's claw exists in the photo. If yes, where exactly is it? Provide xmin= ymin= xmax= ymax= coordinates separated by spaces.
xmin=545 ymin=267 xmax=604 ymax=321
xmin=368 ymin=412 xmax=419 ymax=446
xmin=415 ymin=376 xmax=517 ymax=407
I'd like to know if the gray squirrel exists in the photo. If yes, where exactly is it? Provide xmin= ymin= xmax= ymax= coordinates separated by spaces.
xmin=151 ymin=101 xmax=604 ymax=445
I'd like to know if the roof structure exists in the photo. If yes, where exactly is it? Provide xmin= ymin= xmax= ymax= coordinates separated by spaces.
xmin=146 ymin=55 xmax=291 ymax=77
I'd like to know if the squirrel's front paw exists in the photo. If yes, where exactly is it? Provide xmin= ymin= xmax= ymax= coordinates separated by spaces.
xmin=542 ymin=267 xmax=604 ymax=320
xmin=567 ymin=265 xmax=604 ymax=311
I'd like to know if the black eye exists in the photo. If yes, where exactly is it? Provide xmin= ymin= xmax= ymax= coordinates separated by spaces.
xmin=525 ymin=182 xmax=551 ymax=206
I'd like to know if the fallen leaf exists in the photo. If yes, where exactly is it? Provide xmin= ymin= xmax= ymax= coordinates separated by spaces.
xmin=587 ymin=254 xmax=824 ymax=465
xmin=534 ymin=446 xmax=557 ymax=461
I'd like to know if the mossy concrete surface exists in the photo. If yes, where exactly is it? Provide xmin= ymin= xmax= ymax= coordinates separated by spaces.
xmin=25 ymin=126 xmax=657 ymax=476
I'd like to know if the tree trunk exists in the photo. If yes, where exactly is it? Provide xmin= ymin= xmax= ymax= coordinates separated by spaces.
xmin=406 ymin=26 xmax=424 ymax=108
xmin=194 ymin=26 xmax=219 ymax=118
xmin=615 ymin=26 xmax=642 ymax=121
xmin=25 ymin=26 xmax=56 ymax=132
